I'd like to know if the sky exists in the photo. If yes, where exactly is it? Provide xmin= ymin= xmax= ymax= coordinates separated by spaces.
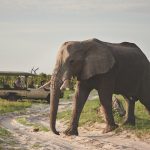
xmin=0 ymin=0 xmax=150 ymax=74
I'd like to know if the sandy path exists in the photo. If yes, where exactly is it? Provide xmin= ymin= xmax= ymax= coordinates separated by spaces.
xmin=0 ymin=101 xmax=150 ymax=150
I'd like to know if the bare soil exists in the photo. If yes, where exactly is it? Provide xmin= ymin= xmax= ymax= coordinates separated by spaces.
xmin=0 ymin=101 xmax=150 ymax=150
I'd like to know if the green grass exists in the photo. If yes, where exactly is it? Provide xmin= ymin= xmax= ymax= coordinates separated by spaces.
xmin=62 ymin=90 xmax=74 ymax=100
xmin=0 ymin=99 xmax=32 ymax=114
xmin=58 ymin=96 xmax=150 ymax=138
xmin=0 ymin=126 xmax=11 ymax=137
xmin=0 ymin=126 xmax=17 ymax=148
xmin=114 ymin=96 xmax=150 ymax=138
xmin=16 ymin=117 xmax=49 ymax=132
xmin=32 ymin=143 xmax=41 ymax=149
xmin=79 ymin=100 xmax=103 ymax=125
xmin=58 ymin=99 xmax=103 ymax=126
xmin=0 ymin=99 xmax=32 ymax=148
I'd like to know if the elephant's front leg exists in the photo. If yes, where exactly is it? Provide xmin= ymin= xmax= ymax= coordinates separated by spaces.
xmin=64 ymin=82 xmax=91 ymax=136
xmin=98 ymin=91 xmax=118 ymax=133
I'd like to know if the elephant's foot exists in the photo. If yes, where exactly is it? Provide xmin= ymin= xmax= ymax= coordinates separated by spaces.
xmin=123 ymin=119 xmax=135 ymax=126
xmin=102 ymin=124 xmax=118 ymax=133
xmin=64 ymin=127 xmax=78 ymax=136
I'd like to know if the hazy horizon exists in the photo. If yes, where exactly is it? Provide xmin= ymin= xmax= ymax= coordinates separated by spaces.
xmin=0 ymin=0 xmax=150 ymax=74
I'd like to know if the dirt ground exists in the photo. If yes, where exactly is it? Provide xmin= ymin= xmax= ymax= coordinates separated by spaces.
xmin=0 ymin=99 xmax=150 ymax=150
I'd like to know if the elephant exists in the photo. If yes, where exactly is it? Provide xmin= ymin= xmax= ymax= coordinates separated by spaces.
xmin=50 ymin=38 xmax=150 ymax=136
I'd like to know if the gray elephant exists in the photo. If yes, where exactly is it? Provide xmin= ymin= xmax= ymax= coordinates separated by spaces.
xmin=50 ymin=38 xmax=150 ymax=135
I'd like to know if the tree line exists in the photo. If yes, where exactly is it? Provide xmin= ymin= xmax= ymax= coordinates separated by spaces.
xmin=0 ymin=73 xmax=76 ymax=90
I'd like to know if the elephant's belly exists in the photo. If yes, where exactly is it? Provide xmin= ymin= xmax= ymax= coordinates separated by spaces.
xmin=115 ymin=72 xmax=141 ymax=97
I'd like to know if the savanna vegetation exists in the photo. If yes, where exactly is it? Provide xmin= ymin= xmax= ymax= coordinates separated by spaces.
xmin=0 ymin=99 xmax=32 ymax=148
xmin=16 ymin=117 xmax=49 ymax=132
xmin=0 ymin=127 xmax=14 ymax=149
xmin=58 ymin=96 xmax=150 ymax=138
xmin=0 ymin=73 xmax=149 ymax=140
xmin=0 ymin=73 xmax=51 ymax=88
xmin=0 ymin=99 xmax=32 ymax=114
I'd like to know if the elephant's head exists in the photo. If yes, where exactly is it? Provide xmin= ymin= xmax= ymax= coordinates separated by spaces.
xmin=49 ymin=38 xmax=115 ymax=134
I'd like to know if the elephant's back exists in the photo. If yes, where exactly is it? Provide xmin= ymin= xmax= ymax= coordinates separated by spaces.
xmin=106 ymin=42 xmax=148 ymax=67
xmin=106 ymin=42 xmax=149 ymax=96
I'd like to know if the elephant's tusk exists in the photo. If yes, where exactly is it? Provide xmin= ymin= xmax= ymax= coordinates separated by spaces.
xmin=38 ymin=81 xmax=51 ymax=89
xmin=60 ymin=80 xmax=70 ymax=91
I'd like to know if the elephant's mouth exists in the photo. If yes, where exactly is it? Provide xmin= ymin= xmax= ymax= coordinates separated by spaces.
xmin=60 ymin=79 xmax=70 ymax=91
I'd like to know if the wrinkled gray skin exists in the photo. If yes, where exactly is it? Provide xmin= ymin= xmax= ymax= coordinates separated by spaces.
xmin=50 ymin=38 xmax=150 ymax=135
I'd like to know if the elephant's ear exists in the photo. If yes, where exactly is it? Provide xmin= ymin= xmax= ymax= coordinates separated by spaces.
xmin=80 ymin=41 xmax=115 ymax=80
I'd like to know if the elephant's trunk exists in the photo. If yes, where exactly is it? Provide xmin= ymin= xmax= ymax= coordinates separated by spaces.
xmin=49 ymin=75 xmax=62 ymax=135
